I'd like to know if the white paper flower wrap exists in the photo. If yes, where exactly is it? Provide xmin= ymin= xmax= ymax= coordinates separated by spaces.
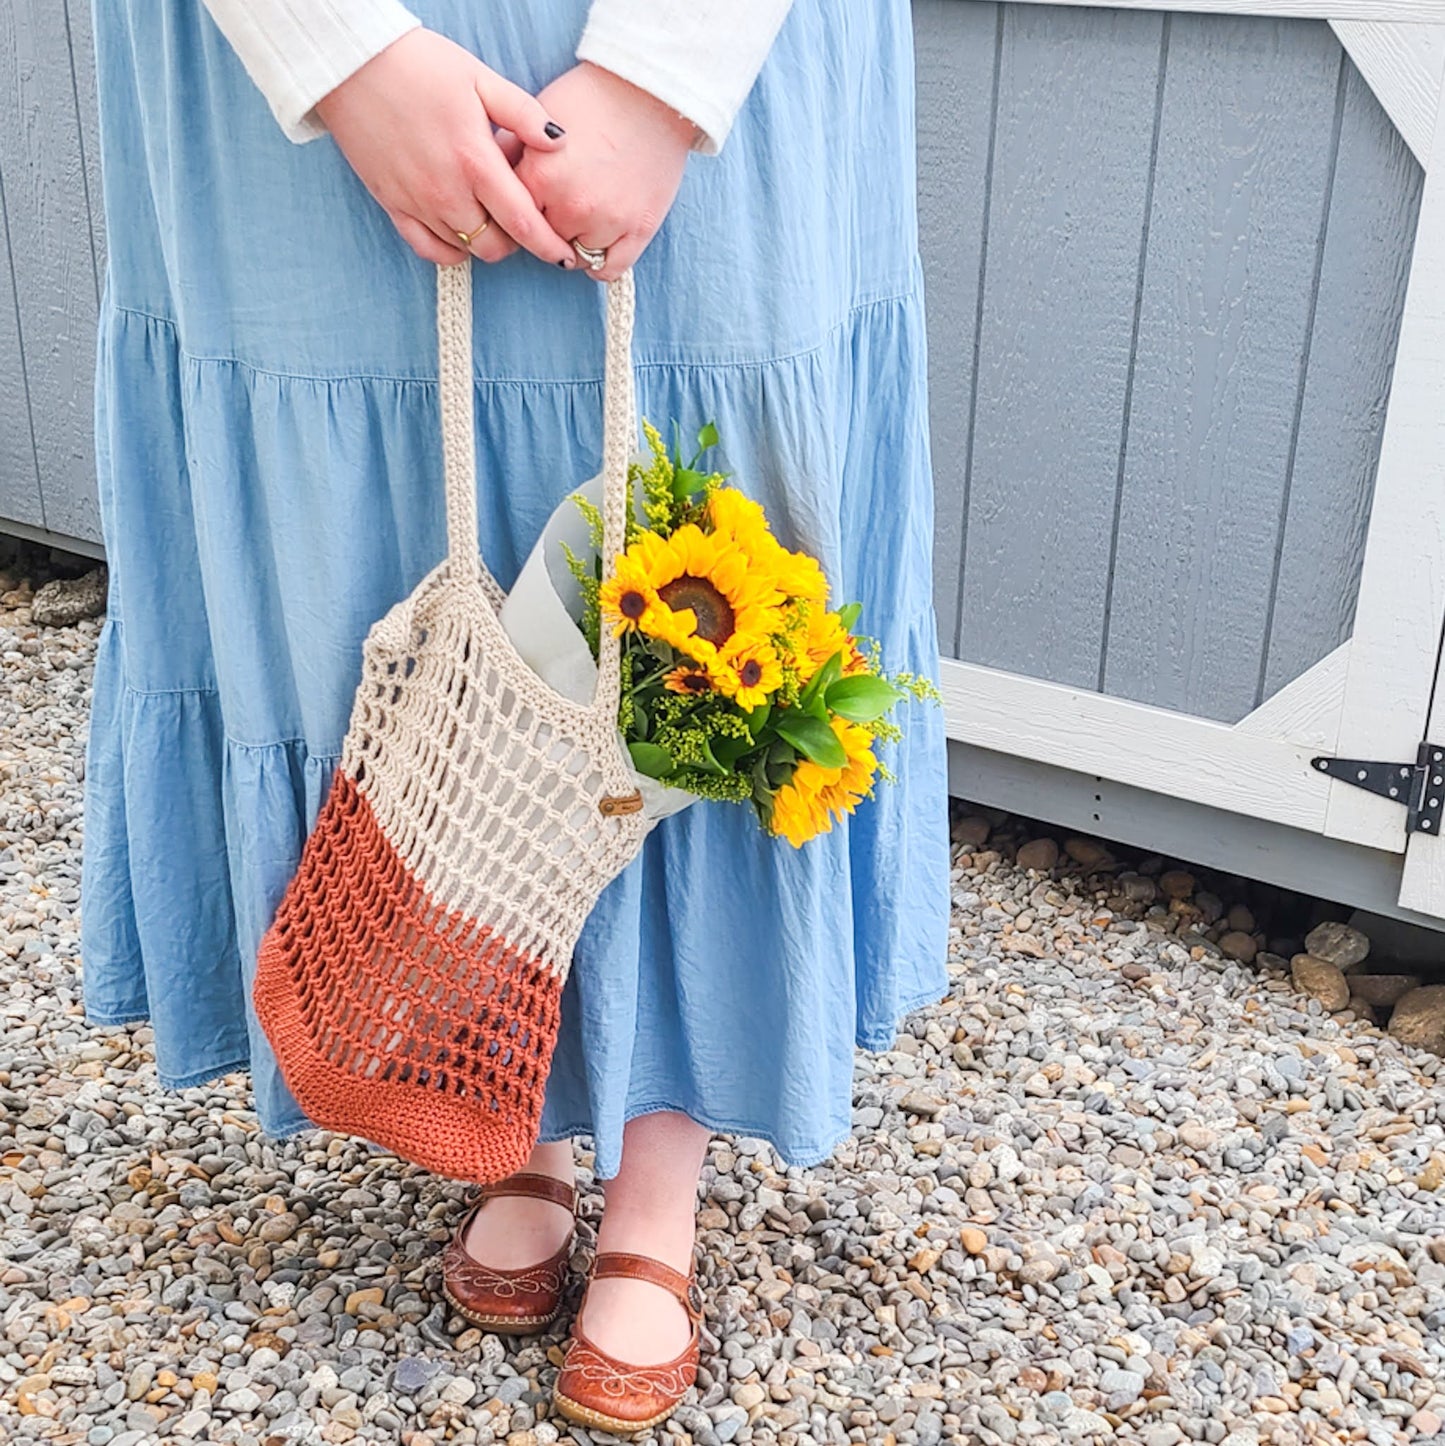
xmin=498 ymin=466 xmax=700 ymax=829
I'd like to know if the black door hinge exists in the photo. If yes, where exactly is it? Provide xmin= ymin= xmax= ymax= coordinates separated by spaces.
xmin=1312 ymin=742 xmax=1445 ymax=835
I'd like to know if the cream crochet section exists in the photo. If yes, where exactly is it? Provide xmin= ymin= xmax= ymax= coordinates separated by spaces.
xmin=339 ymin=262 xmax=648 ymax=978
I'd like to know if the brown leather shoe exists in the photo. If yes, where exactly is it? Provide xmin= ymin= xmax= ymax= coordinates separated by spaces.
xmin=440 ymin=1172 xmax=576 ymax=1334
xmin=552 ymin=1250 xmax=704 ymax=1435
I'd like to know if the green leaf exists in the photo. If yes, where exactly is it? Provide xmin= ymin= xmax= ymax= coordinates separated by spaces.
xmin=745 ymin=702 xmax=772 ymax=738
xmin=824 ymin=673 xmax=906 ymax=722
xmin=672 ymin=466 xmax=709 ymax=500
xmin=697 ymin=421 xmax=720 ymax=453
xmin=765 ymin=754 xmax=796 ymax=789
xmin=710 ymin=733 xmax=754 ymax=768
xmin=761 ymin=738 xmax=797 ymax=789
xmin=836 ymin=601 xmax=862 ymax=631
xmin=773 ymin=711 xmax=847 ymax=769
xmin=706 ymin=735 xmax=736 ymax=774
xmin=628 ymin=741 xmax=675 ymax=779
xmin=798 ymin=650 xmax=845 ymax=710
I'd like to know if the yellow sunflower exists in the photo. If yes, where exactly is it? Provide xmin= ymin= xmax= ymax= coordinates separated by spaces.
xmin=797 ymin=602 xmax=870 ymax=682
xmin=770 ymin=549 xmax=831 ymax=606
xmin=638 ymin=597 xmax=707 ymax=655
xmin=768 ymin=716 xmax=878 ymax=847
xmin=663 ymin=664 xmax=715 ymax=696
xmin=707 ymin=487 xmax=772 ymax=550
xmin=707 ymin=487 xmax=830 ymax=605
xmin=597 ymin=550 xmax=663 ymax=639
xmin=604 ymin=522 xmax=787 ymax=663
xmin=767 ymin=769 xmax=831 ymax=848
xmin=706 ymin=634 xmax=783 ymax=710
xmin=666 ymin=524 xmax=786 ymax=632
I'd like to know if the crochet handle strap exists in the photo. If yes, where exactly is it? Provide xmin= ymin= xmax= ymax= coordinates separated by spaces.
xmin=436 ymin=260 xmax=637 ymax=717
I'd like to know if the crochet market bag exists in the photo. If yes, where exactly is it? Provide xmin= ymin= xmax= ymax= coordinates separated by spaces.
xmin=252 ymin=261 xmax=649 ymax=1183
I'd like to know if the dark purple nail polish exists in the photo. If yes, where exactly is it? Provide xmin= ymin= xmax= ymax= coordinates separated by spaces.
xmin=558 ymin=257 xmax=571 ymax=268
xmin=544 ymin=121 xmax=565 ymax=139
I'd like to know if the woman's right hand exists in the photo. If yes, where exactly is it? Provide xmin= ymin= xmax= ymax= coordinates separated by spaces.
xmin=313 ymin=29 xmax=578 ymax=268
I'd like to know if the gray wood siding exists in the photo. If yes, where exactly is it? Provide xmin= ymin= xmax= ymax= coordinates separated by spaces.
xmin=1103 ymin=15 xmax=1346 ymax=719
xmin=1260 ymin=57 xmax=1424 ymax=702
xmin=0 ymin=1 xmax=1427 ymax=729
xmin=0 ymin=0 xmax=102 ymax=546
xmin=918 ymin=2 xmax=1423 ymax=722
xmin=957 ymin=3 xmax=1166 ymax=691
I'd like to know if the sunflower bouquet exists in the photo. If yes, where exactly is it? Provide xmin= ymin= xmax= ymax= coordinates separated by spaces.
xmin=557 ymin=421 xmax=940 ymax=846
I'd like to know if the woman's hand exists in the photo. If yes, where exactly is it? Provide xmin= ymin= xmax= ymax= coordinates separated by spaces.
xmin=314 ymin=29 xmax=580 ymax=268
xmin=512 ymin=62 xmax=698 ymax=282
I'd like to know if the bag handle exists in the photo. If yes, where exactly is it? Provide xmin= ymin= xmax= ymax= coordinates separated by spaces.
xmin=436 ymin=260 xmax=637 ymax=718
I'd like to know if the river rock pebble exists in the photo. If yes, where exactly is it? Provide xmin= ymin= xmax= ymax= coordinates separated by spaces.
xmin=1388 ymin=986 xmax=1445 ymax=1054
xmin=1291 ymin=953 xmax=1351 ymax=1011
xmin=1218 ymin=931 xmax=1258 ymax=964
xmin=3 ymin=568 xmax=1445 ymax=1444
xmin=30 ymin=567 xmax=107 ymax=628
xmin=1304 ymin=921 xmax=1372 ymax=970
xmin=1015 ymin=838 xmax=1059 ymax=873
xmin=1064 ymin=836 xmax=1114 ymax=872
xmin=953 ymin=814 xmax=991 ymax=848
xmin=1348 ymin=972 xmax=1422 ymax=1010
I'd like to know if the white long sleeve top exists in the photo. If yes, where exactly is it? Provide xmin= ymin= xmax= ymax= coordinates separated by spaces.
xmin=199 ymin=0 xmax=794 ymax=155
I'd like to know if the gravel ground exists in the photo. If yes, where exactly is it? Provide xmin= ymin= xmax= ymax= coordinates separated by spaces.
xmin=3 ymin=571 xmax=1445 ymax=1446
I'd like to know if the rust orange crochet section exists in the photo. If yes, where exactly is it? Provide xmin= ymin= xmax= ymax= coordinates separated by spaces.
xmin=252 ymin=767 xmax=563 ymax=1184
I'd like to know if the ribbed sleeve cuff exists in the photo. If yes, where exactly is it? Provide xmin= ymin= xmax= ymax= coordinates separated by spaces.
xmin=201 ymin=0 xmax=422 ymax=143
xmin=576 ymin=0 xmax=793 ymax=156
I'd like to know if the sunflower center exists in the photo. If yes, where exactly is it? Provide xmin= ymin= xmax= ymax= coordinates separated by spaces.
xmin=680 ymin=670 xmax=713 ymax=694
xmin=739 ymin=659 xmax=763 ymax=687
xmin=658 ymin=575 xmax=734 ymax=646
xmin=619 ymin=589 xmax=648 ymax=620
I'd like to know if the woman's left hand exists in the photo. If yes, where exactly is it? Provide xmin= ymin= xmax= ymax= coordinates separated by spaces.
xmin=512 ymin=62 xmax=698 ymax=281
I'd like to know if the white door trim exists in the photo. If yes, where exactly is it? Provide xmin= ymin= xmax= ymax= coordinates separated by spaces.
xmin=1235 ymin=642 xmax=1350 ymax=753
xmin=1324 ymin=79 xmax=1445 ymax=855
xmin=1329 ymin=22 xmax=1445 ymax=164
xmin=993 ymin=2 xmax=1445 ymax=21
xmin=938 ymin=659 xmax=1336 ymax=835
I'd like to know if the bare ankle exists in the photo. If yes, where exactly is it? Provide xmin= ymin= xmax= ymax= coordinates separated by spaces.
xmin=595 ymin=1204 xmax=696 ymax=1276
xmin=523 ymin=1140 xmax=575 ymax=1182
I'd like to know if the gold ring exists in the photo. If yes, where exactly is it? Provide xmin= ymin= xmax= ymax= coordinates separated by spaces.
xmin=456 ymin=217 xmax=490 ymax=247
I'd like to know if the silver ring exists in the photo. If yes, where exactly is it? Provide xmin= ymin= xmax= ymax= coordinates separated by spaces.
xmin=571 ymin=239 xmax=607 ymax=271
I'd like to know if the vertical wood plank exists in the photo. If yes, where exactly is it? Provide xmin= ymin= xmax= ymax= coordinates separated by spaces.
xmin=0 ymin=0 xmax=101 ymax=543
xmin=66 ymin=0 xmax=107 ymax=291
xmin=1261 ymin=59 xmax=1423 ymax=702
xmin=0 ymin=163 xmax=43 ymax=529
xmin=958 ymin=2 xmax=1165 ymax=687
xmin=913 ymin=0 xmax=1000 ymax=660
xmin=1102 ymin=15 xmax=1345 ymax=722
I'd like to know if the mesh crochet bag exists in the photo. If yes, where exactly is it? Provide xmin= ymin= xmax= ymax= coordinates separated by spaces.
xmin=252 ymin=261 xmax=650 ymax=1183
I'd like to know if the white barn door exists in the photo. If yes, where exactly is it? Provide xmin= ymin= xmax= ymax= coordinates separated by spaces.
xmin=938 ymin=4 xmax=1445 ymax=920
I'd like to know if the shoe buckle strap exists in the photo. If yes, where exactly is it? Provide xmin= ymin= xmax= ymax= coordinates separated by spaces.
xmin=590 ymin=1251 xmax=704 ymax=1320
xmin=475 ymin=1172 xmax=577 ymax=1211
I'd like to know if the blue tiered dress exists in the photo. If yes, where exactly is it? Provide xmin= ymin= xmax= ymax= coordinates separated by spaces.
xmin=80 ymin=0 xmax=950 ymax=1179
